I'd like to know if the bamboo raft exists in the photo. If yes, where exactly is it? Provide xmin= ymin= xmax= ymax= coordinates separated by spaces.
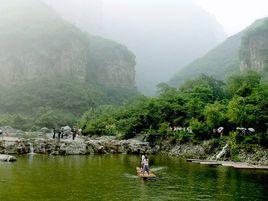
xmin=187 ymin=159 xmax=268 ymax=170
xmin=136 ymin=167 xmax=156 ymax=178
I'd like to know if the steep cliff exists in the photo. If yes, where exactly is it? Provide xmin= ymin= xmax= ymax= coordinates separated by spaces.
xmin=170 ymin=17 xmax=268 ymax=87
xmin=0 ymin=0 xmax=88 ymax=83
xmin=0 ymin=0 xmax=137 ymax=128
xmin=88 ymin=35 xmax=135 ymax=88
xmin=0 ymin=0 xmax=135 ymax=88
xmin=240 ymin=18 xmax=268 ymax=73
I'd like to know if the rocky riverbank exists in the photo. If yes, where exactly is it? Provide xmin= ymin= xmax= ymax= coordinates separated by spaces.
xmin=0 ymin=136 xmax=267 ymax=165
xmin=0 ymin=154 xmax=16 ymax=162
xmin=0 ymin=136 xmax=152 ymax=156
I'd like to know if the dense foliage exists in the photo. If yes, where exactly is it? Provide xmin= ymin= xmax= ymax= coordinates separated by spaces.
xmin=80 ymin=72 xmax=268 ymax=147
xmin=0 ymin=77 xmax=138 ymax=130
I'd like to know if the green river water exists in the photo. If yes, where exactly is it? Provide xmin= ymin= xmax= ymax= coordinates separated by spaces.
xmin=0 ymin=154 xmax=267 ymax=201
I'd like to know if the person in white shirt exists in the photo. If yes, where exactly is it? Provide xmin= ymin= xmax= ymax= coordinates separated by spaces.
xmin=141 ymin=155 xmax=145 ymax=170
xmin=142 ymin=156 xmax=150 ymax=175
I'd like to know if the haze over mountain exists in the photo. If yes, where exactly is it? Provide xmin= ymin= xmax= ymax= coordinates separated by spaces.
xmin=42 ymin=0 xmax=102 ymax=35
xmin=42 ymin=0 xmax=226 ymax=94
xmin=170 ymin=17 xmax=268 ymax=86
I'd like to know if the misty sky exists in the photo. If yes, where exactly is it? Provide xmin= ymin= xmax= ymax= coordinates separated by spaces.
xmin=196 ymin=0 xmax=268 ymax=35
xmin=104 ymin=0 xmax=268 ymax=35
xmin=42 ymin=0 xmax=268 ymax=36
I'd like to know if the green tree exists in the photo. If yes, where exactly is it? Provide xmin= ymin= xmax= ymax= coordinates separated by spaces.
xmin=203 ymin=102 xmax=226 ymax=129
xmin=189 ymin=118 xmax=208 ymax=139
xmin=226 ymin=71 xmax=261 ymax=97
xmin=227 ymin=96 xmax=246 ymax=126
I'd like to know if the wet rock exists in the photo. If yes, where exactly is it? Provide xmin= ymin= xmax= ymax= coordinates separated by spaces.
xmin=86 ymin=140 xmax=107 ymax=154
xmin=62 ymin=140 xmax=87 ymax=155
xmin=17 ymin=142 xmax=28 ymax=154
xmin=3 ymin=140 xmax=19 ymax=154
xmin=0 ymin=154 xmax=16 ymax=162
xmin=0 ymin=136 xmax=266 ymax=165
xmin=169 ymin=144 xmax=205 ymax=159
xmin=235 ymin=147 xmax=268 ymax=165
xmin=62 ymin=126 xmax=72 ymax=135
xmin=0 ymin=136 xmax=153 ymax=156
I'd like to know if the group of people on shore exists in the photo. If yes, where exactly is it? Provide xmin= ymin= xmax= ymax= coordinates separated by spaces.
xmin=52 ymin=127 xmax=81 ymax=140
xmin=170 ymin=125 xmax=255 ymax=138
xmin=0 ymin=129 xmax=12 ymax=138
xmin=169 ymin=126 xmax=193 ymax=133
xmin=140 ymin=155 xmax=150 ymax=175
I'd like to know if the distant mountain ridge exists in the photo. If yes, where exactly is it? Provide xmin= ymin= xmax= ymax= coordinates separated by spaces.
xmin=41 ymin=0 xmax=226 ymax=94
xmin=170 ymin=17 xmax=268 ymax=86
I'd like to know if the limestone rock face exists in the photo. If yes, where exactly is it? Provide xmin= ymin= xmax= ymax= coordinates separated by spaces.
xmin=88 ymin=36 xmax=136 ymax=88
xmin=0 ymin=0 xmax=88 ymax=84
xmin=240 ymin=29 xmax=268 ymax=72
xmin=0 ymin=0 xmax=136 ymax=88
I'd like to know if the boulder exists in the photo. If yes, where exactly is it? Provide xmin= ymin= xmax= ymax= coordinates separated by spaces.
xmin=3 ymin=140 xmax=19 ymax=154
xmin=62 ymin=141 xmax=87 ymax=155
xmin=0 ymin=154 xmax=16 ymax=162
xmin=62 ymin=126 xmax=71 ymax=132
xmin=40 ymin=127 xmax=50 ymax=133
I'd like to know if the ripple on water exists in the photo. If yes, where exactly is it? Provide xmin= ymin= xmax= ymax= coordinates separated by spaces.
xmin=124 ymin=173 xmax=139 ymax=179
xmin=150 ymin=166 xmax=167 ymax=172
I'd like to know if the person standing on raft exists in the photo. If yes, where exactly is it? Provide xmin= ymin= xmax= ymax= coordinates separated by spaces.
xmin=142 ymin=156 xmax=150 ymax=175
xmin=141 ymin=155 xmax=145 ymax=170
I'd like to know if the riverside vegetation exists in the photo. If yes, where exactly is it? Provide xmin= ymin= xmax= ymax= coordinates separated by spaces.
xmin=1 ymin=72 xmax=266 ymax=163
xmin=79 ymin=72 xmax=268 ymax=162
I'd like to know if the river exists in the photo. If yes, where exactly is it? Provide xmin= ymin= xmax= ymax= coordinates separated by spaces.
xmin=0 ymin=155 xmax=267 ymax=201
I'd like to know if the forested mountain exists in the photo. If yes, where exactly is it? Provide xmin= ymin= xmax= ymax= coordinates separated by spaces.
xmin=41 ymin=0 xmax=226 ymax=94
xmin=170 ymin=17 xmax=268 ymax=86
xmin=0 ymin=0 xmax=137 ymax=129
